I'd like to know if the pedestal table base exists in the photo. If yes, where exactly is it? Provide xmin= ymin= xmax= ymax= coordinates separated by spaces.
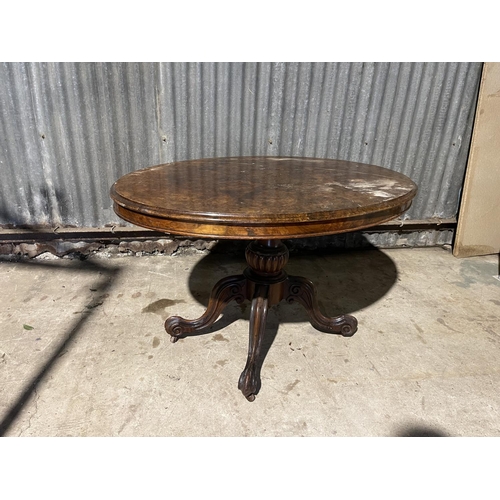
xmin=165 ymin=239 xmax=357 ymax=401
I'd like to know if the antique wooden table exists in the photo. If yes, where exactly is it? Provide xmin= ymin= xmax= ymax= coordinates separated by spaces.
xmin=110 ymin=156 xmax=417 ymax=401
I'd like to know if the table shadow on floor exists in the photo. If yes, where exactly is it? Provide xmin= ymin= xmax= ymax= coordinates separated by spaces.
xmin=171 ymin=238 xmax=399 ymax=396
xmin=186 ymin=239 xmax=398 ymax=323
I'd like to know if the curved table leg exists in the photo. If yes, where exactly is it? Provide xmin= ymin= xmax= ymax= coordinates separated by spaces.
xmin=165 ymin=274 xmax=247 ymax=342
xmin=285 ymin=275 xmax=358 ymax=337
xmin=238 ymin=284 xmax=269 ymax=402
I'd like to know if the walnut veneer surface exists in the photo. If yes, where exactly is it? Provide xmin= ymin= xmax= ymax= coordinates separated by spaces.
xmin=110 ymin=156 xmax=417 ymax=239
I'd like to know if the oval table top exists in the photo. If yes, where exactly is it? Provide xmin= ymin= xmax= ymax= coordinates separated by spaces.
xmin=110 ymin=156 xmax=418 ymax=239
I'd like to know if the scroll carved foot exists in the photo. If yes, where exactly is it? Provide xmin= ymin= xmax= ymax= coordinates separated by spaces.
xmin=165 ymin=274 xmax=247 ymax=342
xmin=285 ymin=275 xmax=358 ymax=337
xmin=238 ymin=284 xmax=269 ymax=402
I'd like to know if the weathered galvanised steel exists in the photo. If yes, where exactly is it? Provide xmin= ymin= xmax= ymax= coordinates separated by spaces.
xmin=111 ymin=156 xmax=418 ymax=401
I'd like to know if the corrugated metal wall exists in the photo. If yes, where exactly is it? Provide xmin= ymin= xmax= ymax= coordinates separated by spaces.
xmin=0 ymin=62 xmax=482 ymax=231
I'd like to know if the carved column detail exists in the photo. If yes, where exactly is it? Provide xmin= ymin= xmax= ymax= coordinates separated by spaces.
xmin=244 ymin=240 xmax=289 ymax=280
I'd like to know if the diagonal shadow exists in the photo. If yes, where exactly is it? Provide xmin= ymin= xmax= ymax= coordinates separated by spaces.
xmin=0 ymin=257 xmax=121 ymax=436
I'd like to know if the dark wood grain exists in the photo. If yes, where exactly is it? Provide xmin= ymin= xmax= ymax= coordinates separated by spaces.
xmin=110 ymin=156 xmax=417 ymax=239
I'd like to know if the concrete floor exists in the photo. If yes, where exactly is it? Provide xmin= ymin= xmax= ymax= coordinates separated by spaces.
xmin=1 ymin=245 xmax=500 ymax=437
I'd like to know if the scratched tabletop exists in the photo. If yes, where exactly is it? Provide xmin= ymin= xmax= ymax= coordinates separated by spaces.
xmin=110 ymin=156 xmax=417 ymax=239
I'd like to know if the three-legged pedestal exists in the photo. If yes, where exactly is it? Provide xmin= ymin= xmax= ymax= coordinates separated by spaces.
xmin=165 ymin=239 xmax=357 ymax=401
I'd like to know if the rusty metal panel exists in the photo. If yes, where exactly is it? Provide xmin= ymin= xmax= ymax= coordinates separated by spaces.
xmin=0 ymin=62 xmax=482 ymax=239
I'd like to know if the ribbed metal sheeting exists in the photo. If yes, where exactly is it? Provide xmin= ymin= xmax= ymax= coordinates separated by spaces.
xmin=0 ymin=62 xmax=482 ymax=229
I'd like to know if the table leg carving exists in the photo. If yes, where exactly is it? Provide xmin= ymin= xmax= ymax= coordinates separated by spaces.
xmin=285 ymin=275 xmax=358 ymax=337
xmin=165 ymin=274 xmax=247 ymax=342
xmin=166 ymin=240 xmax=358 ymax=400
xmin=238 ymin=284 xmax=269 ymax=402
